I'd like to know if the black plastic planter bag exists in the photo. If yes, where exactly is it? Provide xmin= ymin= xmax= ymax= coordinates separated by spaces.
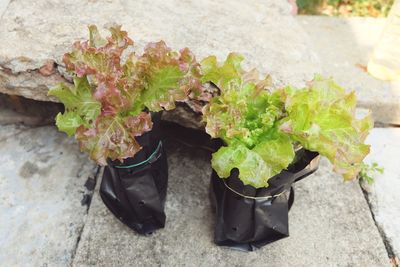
xmin=100 ymin=112 xmax=168 ymax=235
xmin=211 ymin=148 xmax=320 ymax=251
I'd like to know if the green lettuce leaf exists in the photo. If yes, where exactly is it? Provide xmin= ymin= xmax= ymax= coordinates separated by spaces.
xmin=48 ymin=76 xmax=101 ymax=136
xmin=277 ymin=75 xmax=373 ymax=180
xmin=202 ymin=56 xmax=371 ymax=187
xmin=54 ymin=112 xmax=84 ymax=136
xmin=253 ymin=134 xmax=295 ymax=174
xmin=200 ymin=53 xmax=244 ymax=89
xmin=212 ymin=134 xmax=295 ymax=188
xmin=201 ymin=53 xmax=277 ymax=145
xmin=212 ymin=143 xmax=273 ymax=188
xmin=202 ymin=53 xmax=292 ymax=188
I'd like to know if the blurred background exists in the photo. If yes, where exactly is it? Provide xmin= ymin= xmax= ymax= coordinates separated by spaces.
xmin=297 ymin=0 xmax=393 ymax=16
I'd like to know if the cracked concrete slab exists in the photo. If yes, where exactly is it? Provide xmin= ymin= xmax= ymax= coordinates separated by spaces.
xmin=297 ymin=16 xmax=400 ymax=125
xmin=0 ymin=124 xmax=97 ymax=266
xmin=0 ymin=0 xmax=320 ymax=101
xmin=73 ymin=138 xmax=390 ymax=267
xmin=364 ymin=128 xmax=400 ymax=261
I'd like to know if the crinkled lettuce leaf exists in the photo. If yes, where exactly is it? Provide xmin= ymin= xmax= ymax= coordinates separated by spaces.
xmin=54 ymin=112 xmax=84 ymax=137
xmin=48 ymin=76 xmax=101 ymax=136
xmin=135 ymin=42 xmax=204 ymax=112
xmin=202 ymin=55 xmax=372 ymax=188
xmin=201 ymin=53 xmax=244 ymax=89
xmin=202 ymin=54 xmax=294 ymax=188
xmin=63 ymin=26 xmax=205 ymax=115
xmin=212 ymin=134 xmax=295 ymax=188
xmin=253 ymin=134 xmax=295 ymax=174
xmin=277 ymin=75 xmax=373 ymax=180
xmin=50 ymin=25 xmax=206 ymax=165
xmin=76 ymin=112 xmax=152 ymax=166
xmin=212 ymin=142 xmax=273 ymax=188
xmin=201 ymin=53 xmax=278 ymax=146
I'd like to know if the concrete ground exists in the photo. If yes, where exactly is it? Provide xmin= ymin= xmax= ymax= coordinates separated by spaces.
xmin=73 ymin=133 xmax=390 ymax=267
xmin=365 ymin=129 xmax=400 ymax=260
xmin=0 ymin=123 xmax=98 ymax=266
xmin=0 ymin=108 xmax=397 ymax=266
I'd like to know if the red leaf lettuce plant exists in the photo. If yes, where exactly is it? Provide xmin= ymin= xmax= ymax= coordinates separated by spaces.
xmin=49 ymin=25 xmax=206 ymax=165
xmin=201 ymin=53 xmax=373 ymax=188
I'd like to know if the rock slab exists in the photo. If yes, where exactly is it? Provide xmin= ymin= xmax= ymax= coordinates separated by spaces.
xmin=0 ymin=124 xmax=97 ymax=266
xmin=0 ymin=0 xmax=320 ymax=101
xmin=73 ymin=138 xmax=389 ymax=267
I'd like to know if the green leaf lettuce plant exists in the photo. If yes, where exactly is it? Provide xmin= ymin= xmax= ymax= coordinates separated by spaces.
xmin=201 ymin=53 xmax=373 ymax=188
xmin=49 ymin=25 xmax=206 ymax=165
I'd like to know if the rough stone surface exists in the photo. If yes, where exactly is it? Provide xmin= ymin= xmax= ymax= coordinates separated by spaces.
xmin=0 ymin=69 xmax=65 ymax=102
xmin=0 ymin=124 xmax=97 ymax=266
xmin=0 ymin=0 xmax=10 ymax=20
xmin=297 ymin=16 xmax=400 ymax=125
xmin=73 ymin=138 xmax=389 ymax=267
xmin=0 ymin=0 xmax=320 ymax=101
xmin=364 ymin=128 xmax=400 ymax=260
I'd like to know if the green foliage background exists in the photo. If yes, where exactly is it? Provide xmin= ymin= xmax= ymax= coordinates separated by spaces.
xmin=297 ymin=0 xmax=394 ymax=17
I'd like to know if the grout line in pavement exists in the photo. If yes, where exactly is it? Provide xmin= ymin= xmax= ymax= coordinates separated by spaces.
xmin=70 ymin=165 xmax=102 ymax=265
xmin=359 ymin=181 xmax=399 ymax=267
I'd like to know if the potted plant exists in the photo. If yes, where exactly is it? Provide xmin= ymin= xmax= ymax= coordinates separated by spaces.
xmin=200 ymin=53 xmax=373 ymax=250
xmin=49 ymin=25 xmax=206 ymax=235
